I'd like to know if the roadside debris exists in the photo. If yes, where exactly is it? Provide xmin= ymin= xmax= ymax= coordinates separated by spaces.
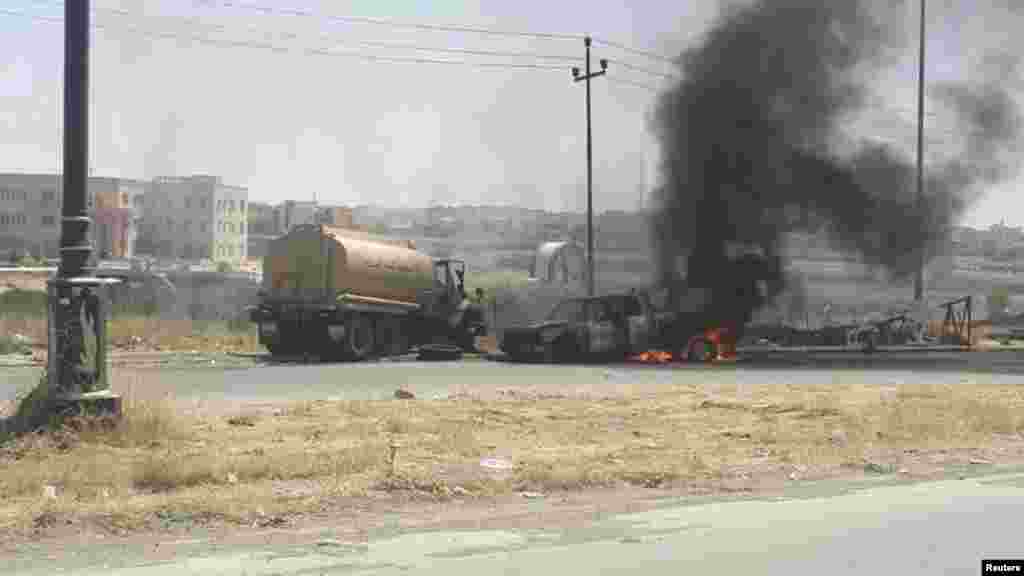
xmin=394 ymin=389 xmax=415 ymax=400
xmin=480 ymin=457 xmax=514 ymax=471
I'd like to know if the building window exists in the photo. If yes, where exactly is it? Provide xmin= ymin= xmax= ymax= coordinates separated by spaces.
xmin=200 ymin=221 xmax=207 ymax=233
xmin=184 ymin=220 xmax=191 ymax=232
xmin=201 ymin=198 xmax=208 ymax=210
xmin=240 ymin=200 xmax=246 ymax=212
xmin=185 ymin=198 xmax=191 ymax=209
xmin=42 ymin=189 xmax=55 ymax=205
xmin=42 ymin=215 xmax=55 ymax=227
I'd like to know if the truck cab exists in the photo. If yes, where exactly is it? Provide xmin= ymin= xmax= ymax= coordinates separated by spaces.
xmin=431 ymin=259 xmax=466 ymax=309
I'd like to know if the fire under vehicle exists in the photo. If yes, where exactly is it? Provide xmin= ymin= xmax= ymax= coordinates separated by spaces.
xmin=249 ymin=224 xmax=486 ymax=360
xmin=498 ymin=290 xmax=741 ymax=363
xmin=499 ymin=249 xmax=776 ymax=363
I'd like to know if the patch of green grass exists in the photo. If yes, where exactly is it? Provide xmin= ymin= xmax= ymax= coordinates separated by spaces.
xmin=0 ymin=372 xmax=57 ymax=442
xmin=0 ymin=334 xmax=32 ymax=355
xmin=0 ymin=289 xmax=48 ymax=317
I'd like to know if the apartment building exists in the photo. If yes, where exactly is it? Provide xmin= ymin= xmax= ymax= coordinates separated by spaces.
xmin=0 ymin=173 xmax=63 ymax=259
xmin=139 ymin=175 xmax=248 ymax=263
xmin=276 ymin=200 xmax=318 ymax=232
xmin=90 ymin=177 xmax=146 ymax=259
xmin=246 ymin=202 xmax=357 ymax=260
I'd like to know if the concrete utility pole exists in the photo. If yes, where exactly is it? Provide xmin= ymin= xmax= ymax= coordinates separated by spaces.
xmin=914 ymin=0 xmax=926 ymax=302
xmin=572 ymin=36 xmax=607 ymax=298
xmin=48 ymin=0 xmax=120 ymax=416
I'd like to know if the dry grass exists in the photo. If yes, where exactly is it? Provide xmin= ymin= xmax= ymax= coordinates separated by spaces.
xmin=0 ymin=315 xmax=259 ymax=353
xmin=1 ymin=381 xmax=1022 ymax=536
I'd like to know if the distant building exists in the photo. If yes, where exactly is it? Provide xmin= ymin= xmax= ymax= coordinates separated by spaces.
xmin=316 ymin=206 xmax=354 ymax=228
xmin=0 ymin=173 xmax=58 ymax=259
xmin=139 ymin=175 xmax=248 ymax=264
xmin=0 ymin=173 xmax=146 ymax=260
xmin=245 ymin=201 xmax=278 ymax=260
xmin=90 ymin=177 xmax=145 ymax=259
xmin=988 ymin=220 xmax=1022 ymax=250
xmin=277 ymin=200 xmax=318 ymax=232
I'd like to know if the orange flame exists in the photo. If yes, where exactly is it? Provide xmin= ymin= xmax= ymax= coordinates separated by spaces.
xmin=629 ymin=350 xmax=674 ymax=364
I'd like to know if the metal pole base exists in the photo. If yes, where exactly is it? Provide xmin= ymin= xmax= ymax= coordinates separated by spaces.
xmin=54 ymin=390 xmax=123 ymax=420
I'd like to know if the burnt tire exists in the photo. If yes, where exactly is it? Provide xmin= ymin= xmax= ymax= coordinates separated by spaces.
xmin=418 ymin=344 xmax=463 ymax=361
xmin=345 ymin=313 xmax=375 ymax=361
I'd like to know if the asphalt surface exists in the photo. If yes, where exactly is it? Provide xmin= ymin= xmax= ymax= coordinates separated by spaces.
xmin=10 ymin=467 xmax=1024 ymax=575
xmin=4 ymin=349 xmax=1024 ymax=405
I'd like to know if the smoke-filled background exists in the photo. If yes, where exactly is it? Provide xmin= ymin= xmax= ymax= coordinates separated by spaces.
xmin=651 ymin=0 xmax=1022 ymax=324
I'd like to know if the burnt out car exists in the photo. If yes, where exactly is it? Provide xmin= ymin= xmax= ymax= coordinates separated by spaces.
xmin=499 ymin=293 xmax=654 ymax=363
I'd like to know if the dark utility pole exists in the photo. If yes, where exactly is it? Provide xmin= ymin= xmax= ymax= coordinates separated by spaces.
xmin=914 ymin=0 xmax=926 ymax=302
xmin=572 ymin=36 xmax=607 ymax=298
xmin=48 ymin=0 xmax=119 ymax=414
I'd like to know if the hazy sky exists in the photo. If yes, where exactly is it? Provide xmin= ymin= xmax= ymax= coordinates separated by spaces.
xmin=0 ymin=0 xmax=1020 ymax=227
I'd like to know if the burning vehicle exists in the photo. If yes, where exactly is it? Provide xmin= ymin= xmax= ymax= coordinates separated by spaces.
xmin=499 ymin=295 xmax=649 ymax=363
xmin=498 ymin=252 xmax=774 ymax=364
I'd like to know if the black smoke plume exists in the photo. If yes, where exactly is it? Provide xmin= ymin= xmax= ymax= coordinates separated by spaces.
xmin=651 ymin=0 xmax=1020 ymax=327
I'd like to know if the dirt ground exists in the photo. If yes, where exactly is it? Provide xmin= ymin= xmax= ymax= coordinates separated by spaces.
xmin=1 ymin=378 xmax=1022 ymax=548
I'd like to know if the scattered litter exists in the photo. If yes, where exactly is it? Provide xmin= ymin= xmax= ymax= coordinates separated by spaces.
xmin=829 ymin=430 xmax=848 ymax=447
xmin=968 ymin=458 xmax=993 ymax=465
xmin=451 ymin=486 xmax=470 ymax=497
xmin=227 ymin=473 xmax=238 ymax=485
xmin=520 ymin=491 xmax=544 ymax=499
xmin=863 ymin=461 xmax=893 ymax=475
xmin=394 ymin=389 xmax=415 ymax=400
xmin=479 ymin=457 xmax=513 ymax=470
xmin=42 ymin=485 xmax=57 ymax=500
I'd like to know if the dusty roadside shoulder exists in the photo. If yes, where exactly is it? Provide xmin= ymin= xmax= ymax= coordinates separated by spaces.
xmin=3 ymin=462 xmax=1024 ymax=574
xmin=0 ymin=351 xmax=263 ymax=370
xmin=1 ymin=380 xmax=1023 ymax=549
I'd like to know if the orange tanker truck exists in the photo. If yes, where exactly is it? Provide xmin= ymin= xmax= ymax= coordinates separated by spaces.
xmin=248 ymin=224 xmax=486 ymax=360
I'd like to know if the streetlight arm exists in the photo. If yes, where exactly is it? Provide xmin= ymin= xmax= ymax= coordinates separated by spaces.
xmin=573 ymin=70 xmax=607 ymax=83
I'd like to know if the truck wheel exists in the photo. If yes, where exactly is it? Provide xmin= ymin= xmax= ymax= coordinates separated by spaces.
xmin=542 ymin=343 xmax=557 ymax=364
xmin=345 ymin=313 xmax=375 ymax=361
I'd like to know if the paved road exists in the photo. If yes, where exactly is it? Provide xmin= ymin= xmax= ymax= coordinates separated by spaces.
xmin=4 ymin=350 xmax=1024 ymax=405
xmin=11 ymin=467 xmax=1024 ymax=575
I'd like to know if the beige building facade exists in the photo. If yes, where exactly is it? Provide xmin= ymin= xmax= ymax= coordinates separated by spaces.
xmin=138 ymin=175 xmax=248 ymax=264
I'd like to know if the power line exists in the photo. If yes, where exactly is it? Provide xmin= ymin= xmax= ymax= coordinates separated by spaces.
xmin=606 ymin=77 xmax=663 ymax=92
xmin=608 ymin=59 xmax=679 ymax=80
xmin=592 ymin=37 xmax=677 ymax=65
xmin=211 ymin=0 xmax=582 ymax=41
xmin=36 ymin=0 xmax=589 ymax=64
xmin=0 ymin=7 xmax=573 ymax=71
xmin=28 ymin=1 xmax=683 ymax=81
xmin=208 ymin=1 xmax=681 ymax=70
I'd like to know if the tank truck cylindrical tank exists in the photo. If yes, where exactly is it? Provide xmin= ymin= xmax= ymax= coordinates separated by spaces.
xmin=248 ymin=224 xmax=486 ymax=360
